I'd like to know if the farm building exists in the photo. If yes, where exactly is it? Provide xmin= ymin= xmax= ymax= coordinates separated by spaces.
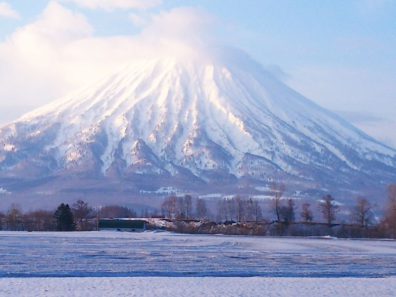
xmin=99 ymin=219 xmax=147 ymax=232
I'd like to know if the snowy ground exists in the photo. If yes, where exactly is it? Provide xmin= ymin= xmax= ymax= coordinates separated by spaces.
xmin=1 ymin=231 xmax=396 ymax=296
xmin=1 ymin=277 xmax=396 ymax=297
xmin=1 ymin=231 xmax=396 ymax=278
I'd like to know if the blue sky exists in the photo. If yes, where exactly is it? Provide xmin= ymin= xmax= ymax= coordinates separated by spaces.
xmin=0 ymin=0 xmax=395 ymax=146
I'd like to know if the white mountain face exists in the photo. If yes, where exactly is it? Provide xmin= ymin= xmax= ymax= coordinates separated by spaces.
xmin=0 ymin=48 xmax=395 ymax=205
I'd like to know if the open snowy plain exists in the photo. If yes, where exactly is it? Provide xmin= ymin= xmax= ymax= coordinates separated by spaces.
xmin=0 ymin=231 xmax=396 ymax=296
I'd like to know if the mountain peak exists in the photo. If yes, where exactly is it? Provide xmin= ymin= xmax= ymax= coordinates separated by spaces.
xmin=1 ymin=50 xmax=395 ymax=205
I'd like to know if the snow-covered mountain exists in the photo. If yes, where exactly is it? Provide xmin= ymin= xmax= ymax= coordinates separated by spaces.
xmin=0 ymin=49 xmax=395 ymax=205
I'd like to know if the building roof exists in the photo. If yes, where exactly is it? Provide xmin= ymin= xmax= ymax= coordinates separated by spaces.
xmin=99 ymin=219 xmax=147 ymax=229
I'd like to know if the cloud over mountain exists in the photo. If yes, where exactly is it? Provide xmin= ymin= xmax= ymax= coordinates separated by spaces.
xmin=63 ymin=0 xmax=162 ymax=11
xmin=0 ymin=2 xmax=20 ymax=19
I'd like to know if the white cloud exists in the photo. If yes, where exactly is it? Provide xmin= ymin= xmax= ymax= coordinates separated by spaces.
xmin=0 ymin=3 xmax=216 ymax=124
xmin=0 ymin=1 xmax=134 ymax=116
xmin=0 ymin=1 xmax=97 ymax=108
xmin=143 ymin=7 xmax=215 ymax=41
xmin=129 ymin=12 xmax=149 ymax=27
xmin=0 ymin=187 xmax=11 ymax=195
xmin=64 ymin=0 xmax=163 ymax=11
xmin=134 ymin=7 xmax=220 ymax=61
xmin=0 ymin=2 xmax=20 ymax=19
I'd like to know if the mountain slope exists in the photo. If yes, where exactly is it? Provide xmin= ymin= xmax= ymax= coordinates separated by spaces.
xmin=0 ymin=51 xmax=395 ymax=205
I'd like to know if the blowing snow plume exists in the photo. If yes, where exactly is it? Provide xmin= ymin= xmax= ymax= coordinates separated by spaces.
xmin=0 ymin=6 xmax=395 ymax=207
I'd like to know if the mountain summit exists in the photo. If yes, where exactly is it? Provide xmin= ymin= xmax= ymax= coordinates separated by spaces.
xmin=1 ymin=49 xmax=395 ymax=205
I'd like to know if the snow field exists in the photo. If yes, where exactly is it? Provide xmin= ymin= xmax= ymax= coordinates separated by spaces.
xmin=1 ymin=277 xmax=396 ymax=297
xmin=1 ymin=231 xmax=396 ymax=278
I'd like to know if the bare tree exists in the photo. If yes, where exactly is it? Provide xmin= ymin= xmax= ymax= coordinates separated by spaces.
xmin=383 ymin=184 xmax=396 ymax=237
xmin=245 ymin=198 xmax=263 ymax=222
xmin=72 ymin=200 xmax=93 ymax=231
xmin=100 ymin=205 xmax=136 ymax=218
xmin=216 ymin=198 xmax=237 ymax=222
xmin=161 ymin=196 xmax=178 ymax=219
xmin=175 ymin=195 xmax=193 ymax=219
xmin=271 ymin=182 xmax=286 ymax=222
xmin=0 ymin=211 xmax=4 ymax=230
xmin=352 ymin=197 xmax=372 ymax=228
xmin=251 ymin=199 xmax=263 ymax=223
xmin=176 ymin=197 xmax=185 ymax=219
xmin=300 ymin=202 xmax=313 ymax=223
xmin=24 ymin=210 xmax=55 ymax=231
xmin=196 ymin=198 xmax=208 ymax=220
xmin=319 ymin=194 xmax=339 ymax=226
xmin=235 ymin=196 xmax=246 ymax=222
xmin=227 ymin=198 xmax=237 ymax=221
xmin=5 ymin=204 xmax=23 ymax=231
xmin=184 ymin=195 xmax=193 ymax=219
xmin=216 ymin=199 xmax=225 ymax=222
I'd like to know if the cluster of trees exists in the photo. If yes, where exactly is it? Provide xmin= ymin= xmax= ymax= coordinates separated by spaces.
xmin=269 ymin=183 xmax=341 ymax=227
xmin=161 ymin=195 xmax=208 ymax=220
xmin=0 ymin=204 xmax=55 ymax=231
xmin=160 ymin=183 xmax=396 ymax=238
xmin=216 ymin=196 xmax=262 ymax=223
xmin=1 ymin=184 xmax=396 ymax=238
xmin=0 ymin=200 xmax=140 ymax=232
xmin=214 ymin=185 xmax=379 ymax=228
xmin=164 ymin=192 xmax=363 ymax=228
xmin=158 ymin=185 xmax=346 ymax=228
xmin=0 ymin=201 xmax=84 ymax=231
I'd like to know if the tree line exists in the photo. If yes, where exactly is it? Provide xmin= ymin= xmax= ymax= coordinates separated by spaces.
xmin=0 ymin=201 xmax=139 ymax=232
xmin=159 ymin=183 xmax=396 ymax=238
xmin=160 ymin=190 xmax=369 ymax=228
xmin=0 ymin=184 xmax=395 ymax=238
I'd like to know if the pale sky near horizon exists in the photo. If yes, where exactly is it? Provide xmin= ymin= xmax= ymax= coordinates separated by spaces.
xmin=0 ymin=0 xmax=395 ymax=147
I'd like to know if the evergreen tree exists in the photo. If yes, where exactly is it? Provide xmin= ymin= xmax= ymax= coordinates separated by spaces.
xmin=54 ymin=203 xmax=75 ymax=231
xmin=279 ymin=199 xmax=295 ymax=225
